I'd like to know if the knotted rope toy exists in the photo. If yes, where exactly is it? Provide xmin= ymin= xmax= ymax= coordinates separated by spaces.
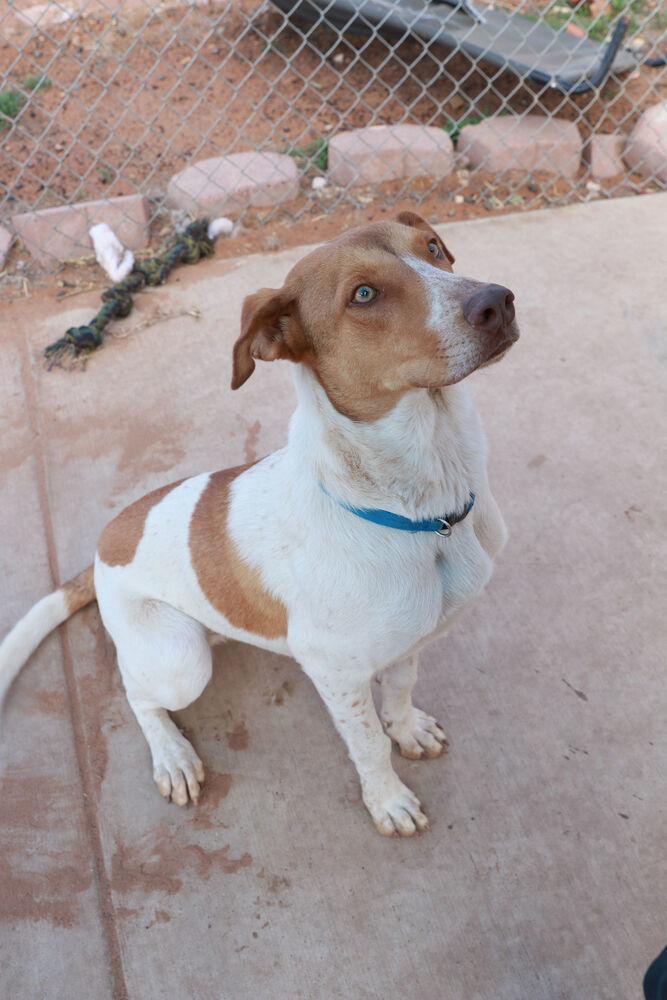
xmin=44 ymin=218 xmax=216 ymax=369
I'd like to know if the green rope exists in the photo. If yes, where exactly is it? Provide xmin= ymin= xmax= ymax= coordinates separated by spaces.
xmin=44 ymin=218 xmax=215 ymax=368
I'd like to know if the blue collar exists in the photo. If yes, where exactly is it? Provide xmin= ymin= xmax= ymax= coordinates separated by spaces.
xmin=319 ymin=484 xmax=475 ymax=537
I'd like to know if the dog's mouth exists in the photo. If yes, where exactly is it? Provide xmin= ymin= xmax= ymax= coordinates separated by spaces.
xmin=481 ymin=323 xmax=520 ymax=367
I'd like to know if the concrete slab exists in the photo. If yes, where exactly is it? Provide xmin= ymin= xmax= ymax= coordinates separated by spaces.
xmin=1 ymin=194 xmax=666 ymax=999
xmin=0 ymin=341 xmax=113 ymax=999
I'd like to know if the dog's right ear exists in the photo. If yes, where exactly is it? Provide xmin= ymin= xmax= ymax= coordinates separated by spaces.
xmin=395 ymin=211 xmax=455 ymax=265
xmin=231 ymin=286 xmax=307 ymax=390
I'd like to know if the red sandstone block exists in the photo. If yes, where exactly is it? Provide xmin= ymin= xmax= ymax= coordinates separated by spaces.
xmin=167 ymin=153 xmax=300 ymax=215
xmin=12 ymin=3 xmax=73 ymax=28
xmin=12 ymin=195 xmax=151 ymax=265
xmin=624 ymin=102 xmax=667 ymax=186
xmin=328 ymin=125 xmax=454 ymax=187
xmin=585 ymin=134 xmax=626 ymax=179
xmin=458 ymin=115 xmax=582 ymax=178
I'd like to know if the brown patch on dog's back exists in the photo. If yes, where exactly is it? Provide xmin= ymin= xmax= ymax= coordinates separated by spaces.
xmin=189 ymin=466 xmax=287 ymax=639
xmin=97 ymin=480 xmax=184 ymax=567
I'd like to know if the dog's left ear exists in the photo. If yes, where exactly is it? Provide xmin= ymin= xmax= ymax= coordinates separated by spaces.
xmin=232 ymin=285 xmax=307 ymax=390
xmin=394 ymin=211 xmax=455 ymax=265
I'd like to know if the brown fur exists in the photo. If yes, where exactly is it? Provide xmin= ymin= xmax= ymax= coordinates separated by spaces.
xmin=188 ymin=466 xmax=287 ymax=639
xmin=97 ymin=481 xmax=184 ymax=568
xmin=231 ymin=215 xmax=465 ymax=421
xmin=63 ymin=565 xmax=96 ymax=615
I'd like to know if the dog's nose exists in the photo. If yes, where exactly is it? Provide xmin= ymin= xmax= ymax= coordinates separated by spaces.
xmin=464 ymin=284 xmax=515 ymax=336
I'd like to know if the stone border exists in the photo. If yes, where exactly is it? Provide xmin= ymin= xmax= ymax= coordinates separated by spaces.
xmin=2 ymin=103 xmax=665 ymax=271
xmin=10 ymin=194 xmax=152 ymax=267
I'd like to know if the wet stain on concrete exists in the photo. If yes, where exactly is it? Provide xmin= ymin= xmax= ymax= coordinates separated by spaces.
xmin=0 ymin=773 xmax=93 ymax=928
xmin=201 ymin=770 xmax=234 ymax=808
xmin=255 ymin=869 xmax=294 ymax=911
xmin=49 ymin=408 xmax=188 ymax=495
xmin=28 ymin=687 xmax=69 ymax=716
xmin=0 ymin=855 xmax=93 ymax=928
xmin=267 ymin=874 xmax=292 ymax=894
xmin=269 ymin=680 xmax=294 ymax=706
xmin=110 ymin=835 xmax=252 ymax=896
xmin=226 ymin=721 xmax=249 ymax=750
xmin=145 ymin=908 xmax=171 ymax=928
xmin=0 ymin=439 xmax=31 ymax=491
xmin=192 ymin=771 xmax=234 ymax=830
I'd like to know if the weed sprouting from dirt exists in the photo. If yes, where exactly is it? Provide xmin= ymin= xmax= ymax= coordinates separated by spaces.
xmin=287 ymin=139 xmax=329 ymax=171
xmin=23 ymin=74 xmax=52 ymax=93
xmin=0 ymin=89 xmax=23 ymax=130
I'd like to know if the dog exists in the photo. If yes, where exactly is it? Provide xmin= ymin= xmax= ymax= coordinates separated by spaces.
xmin=0 ymin=211 xmax=518 ymax=836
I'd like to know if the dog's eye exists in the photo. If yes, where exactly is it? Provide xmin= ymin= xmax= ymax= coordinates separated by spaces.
xmin=428 ymin=240 xmax=443 ymax=260
xmin=352 ymin=284 xmax=377 ymax=304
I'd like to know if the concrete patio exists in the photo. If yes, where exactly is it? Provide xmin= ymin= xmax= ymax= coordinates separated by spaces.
xmin=1 ymin=194 xmax=665 ymax=1000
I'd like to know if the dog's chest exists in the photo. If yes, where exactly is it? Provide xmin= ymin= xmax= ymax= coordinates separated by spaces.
xmin=300 ymin=522 xmax=493 ymax=666
xmin=434 ymin=525 xmax=494 ymax=618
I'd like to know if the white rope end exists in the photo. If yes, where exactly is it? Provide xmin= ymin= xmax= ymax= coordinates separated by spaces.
xmin=207 ymin=217 xmax=234 ymax=241
xmin=89 ymin=223 xmax=135 ymax=282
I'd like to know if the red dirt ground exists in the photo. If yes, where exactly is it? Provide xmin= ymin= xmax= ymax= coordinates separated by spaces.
xmin=0 ymin=0 xmax=665 ymax=284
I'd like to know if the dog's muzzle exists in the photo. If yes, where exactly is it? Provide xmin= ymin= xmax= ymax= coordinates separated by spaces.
xmin=464 ymin=284 xmax=517 ymax=339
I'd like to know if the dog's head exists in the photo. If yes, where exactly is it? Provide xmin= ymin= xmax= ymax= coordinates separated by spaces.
xmin=232 ymin=212 xmax=519 ymax=421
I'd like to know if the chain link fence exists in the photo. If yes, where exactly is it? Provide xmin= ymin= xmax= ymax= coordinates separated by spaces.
xmin=0 ymin=0 xmax=665 ymax=274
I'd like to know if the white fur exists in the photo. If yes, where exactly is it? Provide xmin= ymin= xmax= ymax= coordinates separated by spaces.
xmin=0 ymin=591 xmax=69 ymax=712
xmin=1 ymin=229 xmax=512 ymax=834
xmin=402 ymin=254 xmax=485 ymax=383
xmin=91 ymin=366 xmax=503 ymax=829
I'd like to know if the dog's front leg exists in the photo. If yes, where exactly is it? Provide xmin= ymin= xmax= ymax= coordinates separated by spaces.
xmin=378 ymin=655 xmax=448 ymax=760
xmin=473 ymin=468 xmax=508 ymax=560
xmin=303 ymin=666 xmax=430 ymax=836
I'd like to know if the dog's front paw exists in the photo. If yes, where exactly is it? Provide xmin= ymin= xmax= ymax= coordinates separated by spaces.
xmin=382 ymin=708 xmax=448 ymax=760
xmin=152 ymin=733 xmax=205 ymax=807
xmin=362 ymin=776 xmax=430 ymax=837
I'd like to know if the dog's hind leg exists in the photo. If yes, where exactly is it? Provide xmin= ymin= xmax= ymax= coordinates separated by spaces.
xmin=98 ymin=585 xmax=212 ymax=806
xmin=378 ymin=655 xmax=448 ymax=760
xmin=126 ymin=700 xmax=207 ymax=806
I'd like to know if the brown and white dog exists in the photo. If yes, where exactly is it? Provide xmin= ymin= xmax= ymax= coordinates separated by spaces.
xmin=0 ymin=212 xmax=518 ymax=836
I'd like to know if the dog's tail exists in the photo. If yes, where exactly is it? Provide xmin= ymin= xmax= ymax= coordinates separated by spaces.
xmin=0 ymin=565 xmax=95 ymax=710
